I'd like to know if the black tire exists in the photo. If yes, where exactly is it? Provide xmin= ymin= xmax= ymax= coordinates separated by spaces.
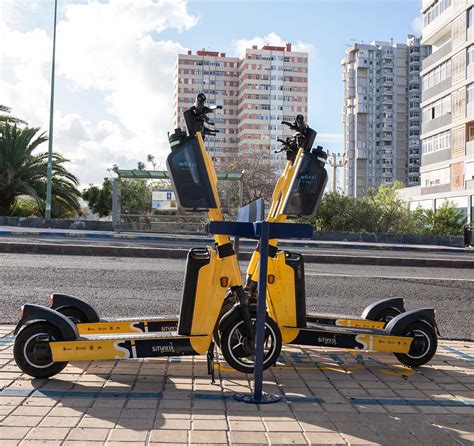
xmin=14 ymin=322 xmax=68 ymax=379
xmin=57 ymin=307 xmax=88 ymax=324
xmin=394 ymin=321 xmax=438 ymax=368
xmin=220 ymin=316 xmax=282 ymax=374
xmin=374 ymin=308 xmax=401 ymax=324
xmin=213 ymin=298 xmax=236 ymax=348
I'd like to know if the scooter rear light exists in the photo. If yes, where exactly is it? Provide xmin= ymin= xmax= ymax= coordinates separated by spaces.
xmin=19 ymin=305 xmax=24 ymax=318
xmin=220 ymin=277 xmax=229 ymax=287
xmin=48 ymin=295 xmax=53 ymax=306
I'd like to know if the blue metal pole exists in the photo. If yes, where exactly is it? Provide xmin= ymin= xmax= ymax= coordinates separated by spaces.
xmin=253 ymin=220 xmax=269 ymax=402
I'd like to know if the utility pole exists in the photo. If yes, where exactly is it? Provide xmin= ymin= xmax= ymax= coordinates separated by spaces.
xmin=327 ymin=153 xmax=346 ymax=192
xmin=45 ymin=0 xmax=58 ymax=220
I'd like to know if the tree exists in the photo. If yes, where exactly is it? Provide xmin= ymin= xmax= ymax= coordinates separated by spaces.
xmin=219 ymin=155 xmax=280 ymax=211
xmin=0 ymin=105 xmax=26 ymax=129
xmin=147 ymin=154 xmax=157 ymax=170
xmin=82 ymin=178 xmax=113 ymax=217
xmin=0 ymin=121 xmax=81 ymax=217
xmin=421 ymin=202 xmax=464 ymax=236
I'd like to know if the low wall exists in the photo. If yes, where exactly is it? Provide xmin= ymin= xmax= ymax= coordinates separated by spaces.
xmin=313 ymin=231 xmax=464 ymax=247
xmin=0 ymin=217 xmax=464 ymax=247
xmin=0 ymin=217 xmax=113 ymax=231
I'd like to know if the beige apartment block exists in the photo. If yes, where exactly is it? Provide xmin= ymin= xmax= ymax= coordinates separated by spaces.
xmin=237 ymin=43 xmax=309 ymax=164
xmin=174 ymin=44 xmax=309 ymax=168
xmin=342 ymin=36 xmax=430 ymax=197
xmin=400 ymin=0 xmax=474 ymax=223
xmin=174 ymin=50 xmax=240 ymax=168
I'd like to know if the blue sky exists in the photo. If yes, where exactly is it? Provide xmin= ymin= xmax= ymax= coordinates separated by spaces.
xmin=1 ymin=0 xmax=423 ymax=186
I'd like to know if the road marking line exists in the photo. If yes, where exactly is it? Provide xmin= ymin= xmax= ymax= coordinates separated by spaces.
xmin=306 ymin=272 xmax=474 ymax=282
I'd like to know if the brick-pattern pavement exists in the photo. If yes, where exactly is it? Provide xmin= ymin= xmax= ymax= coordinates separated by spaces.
xmin=0 ymin=325 xmax=473 ymax=445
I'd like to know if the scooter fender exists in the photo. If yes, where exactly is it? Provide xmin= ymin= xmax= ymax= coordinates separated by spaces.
xmin=218 ymin=303 xmax=257 ymax=334
xmin=14 ymin=304 xmax=79 ymax=340
xmin=384 ymin=308 xmax=437 ymax=336
xmin=50 ymin=293 xmax=100 ymax=323
xmin=360 ymin=297 xmax=405 ymax=320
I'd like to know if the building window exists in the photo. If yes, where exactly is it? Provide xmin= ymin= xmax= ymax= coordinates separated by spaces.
xmin=468 ymin=45 xmax=474 ymax=65
xmin=422 ymin=94 xmax=451 ymax=122
xmin=423 ymin=59 xmax=452 ymax=89
xmin=468 ymin=7 xmax=473 ymax=28
xmin=422 ymin=130 xmax=451 ymax=154
xmin=424 ymin=0 xmax=452 ymax=26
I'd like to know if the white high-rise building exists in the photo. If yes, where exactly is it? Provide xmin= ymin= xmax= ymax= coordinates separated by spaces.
xmin=400 ymin=0 xmax=474 ymax=224
xmin=342 ymin=36 xmax=430 ymax=197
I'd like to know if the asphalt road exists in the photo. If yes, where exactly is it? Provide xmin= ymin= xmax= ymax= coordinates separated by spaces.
xmin=0 ymin=252 xmax=473 ymax=340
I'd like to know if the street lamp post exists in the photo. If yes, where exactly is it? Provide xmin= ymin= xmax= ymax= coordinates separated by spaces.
xmin=45 ymin=0 xmax=58 ymax=220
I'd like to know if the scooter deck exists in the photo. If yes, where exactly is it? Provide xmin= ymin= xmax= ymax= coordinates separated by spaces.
xmin=77 ymin=316 xmax=179 ymax=335
xmin=286 ymin=322 xmax=412 ymax=354
xmin=306 ymin=312 xmax=385 ymax=329
xmin=49 ymin=331 xmax=209 ymax=363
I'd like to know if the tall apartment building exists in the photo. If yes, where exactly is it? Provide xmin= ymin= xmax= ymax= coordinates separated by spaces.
xmin=174 ymin=50 xmax=239 ymax=168
xmin=400 ymin=0 xmax=474 ymax=223
xmin=174 ymin=44 xmax=308 ymax=167
xmin=237 ymin=44 xmax=309 ymax=163
xmin=342 ymin=36 xmax=430 ymax=197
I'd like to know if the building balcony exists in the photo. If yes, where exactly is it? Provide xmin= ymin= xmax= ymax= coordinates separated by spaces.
xmin=422 ymin=77 xmax=452 ymax=103
xmin=422 ymin=113 xmax=452 ymax=134
xmin=421 ymin=41 xmax=451 ymax=72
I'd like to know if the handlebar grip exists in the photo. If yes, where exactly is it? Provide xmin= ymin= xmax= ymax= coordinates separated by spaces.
xmin=295 ymin=114 xmax=307 ymax=132
xmin=194 ymin=93 xmax=206 ymax=111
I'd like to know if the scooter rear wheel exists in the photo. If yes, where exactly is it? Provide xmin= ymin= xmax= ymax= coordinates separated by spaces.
xmin=220 ymin=316 xmax=282 ymax=374
xmin=394 ymin=321 xmax=437 ymax=368
xmin=57 ymin=307 xmax=88 ymax=324
xmin=14 ymin=322 xmax=68 ymax=379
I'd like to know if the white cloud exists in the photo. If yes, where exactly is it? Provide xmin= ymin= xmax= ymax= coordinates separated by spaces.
xmin=317 ymin=133 xmax=344 ymax=143
xmin=1 ymin=0 xmax=198 ymax=186
xmin=411 ymin=15 xmax=423 ymax=36
xmin=232 ymin=32 xmax=316 ymax=59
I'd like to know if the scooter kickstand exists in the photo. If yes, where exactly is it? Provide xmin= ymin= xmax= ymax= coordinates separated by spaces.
xmin=207 ymin=341 xmax=216 ymax=384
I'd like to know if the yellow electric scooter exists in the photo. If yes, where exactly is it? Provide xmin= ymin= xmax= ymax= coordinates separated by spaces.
xmin=218 ymin=117 xmax=439 ymax=369
xmin=12 ymin=95 xmax=282 ymax=378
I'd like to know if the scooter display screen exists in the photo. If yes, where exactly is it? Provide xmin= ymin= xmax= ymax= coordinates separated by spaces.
xmin=166 ymin=137 xmax=217 ymax=211
xmin=282 ymin=152 xmax=328 ymax=217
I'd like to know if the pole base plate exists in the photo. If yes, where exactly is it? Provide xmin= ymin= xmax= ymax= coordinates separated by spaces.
xmin=234 ymin=392 xmax=281 ymax=404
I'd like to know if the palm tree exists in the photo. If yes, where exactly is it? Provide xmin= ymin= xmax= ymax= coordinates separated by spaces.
xmin=0 ymin=121 xmax=81 ymax=217
xmin=0 ymin=105 xmax=26 ymax=128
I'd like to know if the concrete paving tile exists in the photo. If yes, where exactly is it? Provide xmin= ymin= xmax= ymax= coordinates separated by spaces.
xmin=66 ymin=427 xmax=110 ymax=441
xmin=78 ymin=416 xmax=117 ymax=428
xmin=11 ymin=405 xmax=51 ymax=416
xmin=192 ymin=419 xmax=228 ymax=430
xmin=108 ymin=428 xmax=149 ymax=442
xmin=117 ymin=417 xmax=155 ymax=429
xmin=264 ymin=420 xmax=303 ymax=432
xmin=189 ymin=430 xmax=228 ymax=443
xmin=0 ymin=426 xmax=31 ymax=440
xmin=154 ymin=418 xmax=192 ymax=430
xmin=267 ymin=431 xmax=307 ymax=444
xmin=0 ymin=415 xmax=42 ymax=427
xmin=229 ymin=420 xmax=266 ymax=431
xmin=25 ymin=427 xmax=71 ymax=440
xmin=39 ymin=416 xmax=82 ymax=427
xmin=228 ymin=431 xmax=268 ymax=444
xmin=149 ymin=428 xmax=188 ymax=443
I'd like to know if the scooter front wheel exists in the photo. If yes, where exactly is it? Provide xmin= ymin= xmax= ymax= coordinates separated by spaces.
xmin=220 ymin=316 xmax=282 ymax=374
xmin=14 ymin=322 xmax=68 ymax=379
xmin=394 ymin=321 xmax=437 ymax=368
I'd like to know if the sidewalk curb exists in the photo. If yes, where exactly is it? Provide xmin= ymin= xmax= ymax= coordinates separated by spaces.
xmin=1 ymin=241 xmax=473 ymax=268
xmin=0 ymin=230 xmax=470 ymax=254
